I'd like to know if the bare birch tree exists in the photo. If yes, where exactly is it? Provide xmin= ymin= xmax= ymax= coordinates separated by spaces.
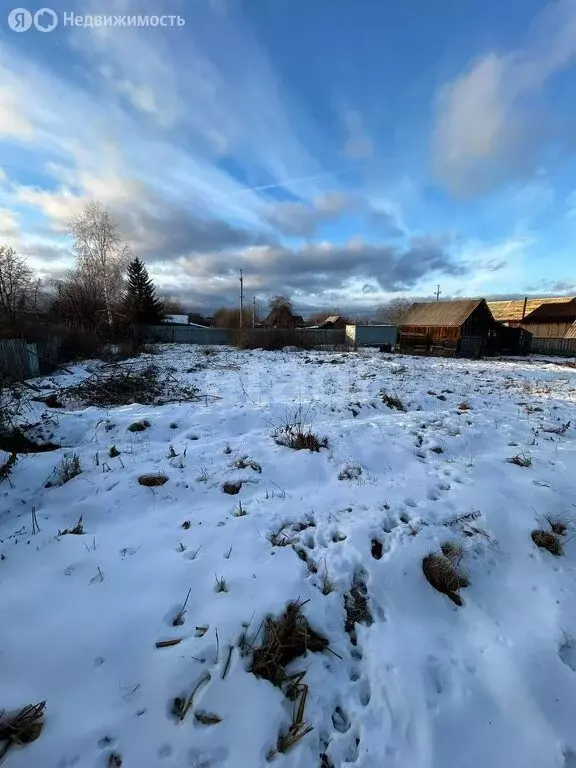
xmin=70 ymin=201 xmax=130 ymax=327
xmin=0 ymin=245 xmax=35 ymax=328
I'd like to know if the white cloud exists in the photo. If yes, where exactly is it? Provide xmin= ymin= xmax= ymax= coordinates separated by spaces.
xmin=432 ymin=0 xmax=576 ymax=195
xmin=0 ymin=83 xmax=34 ymax=138
xmin=0 ymin=207 xmax=20 ymax=239
xmin=343 ymin=111 xmax=373 ymax=159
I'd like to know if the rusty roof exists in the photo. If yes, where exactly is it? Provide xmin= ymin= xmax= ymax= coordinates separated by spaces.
xmin=487 ymin=297 xmax=575 ymax=322
xmin=401 ymin=299 xmax=485 ymax=328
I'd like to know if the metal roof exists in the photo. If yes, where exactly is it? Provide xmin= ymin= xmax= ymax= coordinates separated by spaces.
xmin=487 ymin=297 xmax=575 ymax=322
xmin=401 ymin=299 xmax=485 ymax=328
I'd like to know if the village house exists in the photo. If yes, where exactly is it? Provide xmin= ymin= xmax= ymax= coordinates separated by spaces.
xmin=399 ymin=299 xmax=531 ymax=358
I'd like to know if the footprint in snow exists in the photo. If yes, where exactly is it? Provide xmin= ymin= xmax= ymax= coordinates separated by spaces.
xmin=358 ymin=678 xmax=371 ymax=707
xmin=332 ymin=705 xmax=351 ymax=733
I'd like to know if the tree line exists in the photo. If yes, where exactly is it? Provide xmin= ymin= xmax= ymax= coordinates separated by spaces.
xmin=0 ymin=200 xmax=413 ymax=345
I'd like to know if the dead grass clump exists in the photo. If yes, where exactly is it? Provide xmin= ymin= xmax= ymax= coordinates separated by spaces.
xmin=250 ymin=600 xmax=329 ymax=687
xmin=58 ymin=515 xmax=84 ymax=536
xmin=422 ymin=552 xmax=469 ymax=606
xmin=233 ymin=456 xmax=262 ymax=473
xmin=0 ymin=701 xmax=46 ymax=760
xmin=344 ymin=572 xmax=373 ymax=645
xmin=458 ymin=401 xmax=471 ymax=410
xmin=128 ymin=419 xmax=151 ymax=433
xmin=269 ymin=524 xmax=296 ymax=547
xmin=440 ymin=540 xmax=464 ymax=566
xmin=380 ymin=392 xmax=406 ymax=411
xmin=531 ymin=530 xmax=564 ymax=556
xmin=274 ymin=426 xmax=328 ymax=452
xmin=507 ymin=453 xmax=532 ymax=467
xmin=108 ymin=445 xmax=120 ymax=458
xmin=138 ymin=474 xmax=168 ymax=487
xmin=222 ymin=480 xmax=242 ymax=495
xmin=46 ymin=453 xmax=82 ymax=488
xmin=546 ymin=517 xmax=568 ymax=537
xmin=338 ymin=463 xmax=362 ymax=481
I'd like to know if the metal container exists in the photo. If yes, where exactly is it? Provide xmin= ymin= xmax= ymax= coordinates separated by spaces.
xmin=345 ymin=325 xmax=398 ymax=348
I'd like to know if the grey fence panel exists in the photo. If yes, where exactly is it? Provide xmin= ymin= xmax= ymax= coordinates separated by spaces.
xmin=143 ymin=325 xmax=231 ymax=345
xmin=0 ymin=338 xmax=31 ymax=379
xmin=142 ymin=326 xmax=345 ymax=347
xmin=530 ymin=337 xmax=576 ymax=356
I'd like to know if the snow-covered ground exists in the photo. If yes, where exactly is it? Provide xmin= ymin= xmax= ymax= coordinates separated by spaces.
xmin=1 ymin=345 xmax=576 ymax=768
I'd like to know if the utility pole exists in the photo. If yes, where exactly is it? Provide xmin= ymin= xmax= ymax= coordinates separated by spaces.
xmin=252 ymin=297 xmax=256 ymax=329
xmin=239 ymin=269 xmax=244 ymax=337
xmin=435 ymin=284 xmax=442 ymax=301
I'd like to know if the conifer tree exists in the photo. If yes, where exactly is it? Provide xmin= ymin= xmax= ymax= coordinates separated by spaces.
xmin=123 ymin=257 xmax=164 ymax=324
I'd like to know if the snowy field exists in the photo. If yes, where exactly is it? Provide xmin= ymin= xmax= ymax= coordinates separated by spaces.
xmin=1 ymin=345 xmax=576 ymax=768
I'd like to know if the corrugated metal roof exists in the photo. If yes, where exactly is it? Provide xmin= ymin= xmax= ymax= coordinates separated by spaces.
xmin=523 ymin=302 xmax=576 ymax=323
xmin=401 ymin=299 xmax=484 ymax=328
xmin=487 ymin=297 xmax=575 ymax=322
xmin=565 ymin=322 xmax=576 ymax=339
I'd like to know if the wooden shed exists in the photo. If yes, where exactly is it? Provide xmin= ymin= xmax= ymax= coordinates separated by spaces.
xmin=399 ymin=299 xmax=529 ymax=358
xmin=487 ymin=296 xmax=576 ymax=326
xmin=521 ymin=301 xmax=576 ymax=339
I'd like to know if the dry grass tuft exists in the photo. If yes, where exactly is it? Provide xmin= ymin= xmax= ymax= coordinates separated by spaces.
xmin=507 ymin=453 xmax=532 ymax=467
xmin=458 ymin=401 xmax=471 ymax=410
xmin=128 ymin=419 xmax=151 ymax=433
xmin=269 ymin=524 xmax=297 ymax=547
xmin=138 ymin=474 xmax=168 ymax=487
xmin=546 ymin=517 xmax=568 ymax=537
xmin=250 ymin=600 xmax=329 ymax=688
xmin=222 ymin=480 xmax=242 ymax=495
xmin=58 ymin=515 xmax=84 ymax=536
xmin=108 ymin=445 xmax=120 ymax=458
xmin=531 ymin=529 xmax=564 ymax=556
xmin=233 ymin=456 xmax=262 ymax=473
xmin=46 ymin=453 xmax=82 ymax=488
xmin=422 ymin=552 xmax=469 ymax=606
xmin=274 ymin=426 xmax=328 ymax=452
xmin=338 ymin=463 xmax=362 ymax=481
xmin=0 ymin=701 xmax=46 ymax=760
xmin=380 ymin=392 xmax=406 ymax=411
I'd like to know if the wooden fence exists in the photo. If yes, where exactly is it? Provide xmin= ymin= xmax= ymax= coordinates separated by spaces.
xmin=530 ymin=337 xmax=576 ymax=356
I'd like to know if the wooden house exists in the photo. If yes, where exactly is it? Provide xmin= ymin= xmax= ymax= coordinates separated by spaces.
xmin=399 ymin=299 xmax=530 ymax=358
xmin=261 ymin=305 xmax=303 ymax=329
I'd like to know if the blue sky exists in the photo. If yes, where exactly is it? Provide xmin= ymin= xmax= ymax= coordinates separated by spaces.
xmin=0 ymin=0 xmax=575 ymax=312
